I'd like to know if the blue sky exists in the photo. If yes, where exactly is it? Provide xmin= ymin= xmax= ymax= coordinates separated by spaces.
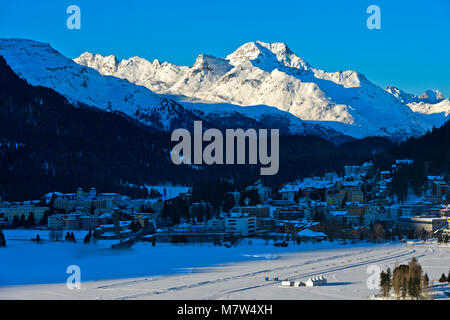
xmin=0 ymin=0 xmax=449 ymax=97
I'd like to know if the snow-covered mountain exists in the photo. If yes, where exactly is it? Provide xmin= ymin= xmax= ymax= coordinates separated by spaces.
xmin=74 ymin=41 xmax=445 ymax=139
xmin=0 ymin=38 xmax=347 ymax=141
xmin=1 ymin=38 xmax=446 ymax=141
xmin=0 ymin=39 xmax=218 ymax=132
xmin=386 ymin=85 xmax=450 ymax=127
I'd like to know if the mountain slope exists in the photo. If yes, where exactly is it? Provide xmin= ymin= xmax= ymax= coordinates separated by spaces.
xmin=0 ymin=39 xmax=217 ymax=132
xmin=0 ymin=54 xmax=184 ymax=200
xmin=0 ymin=38 xmax=347 ymax=142
xmin=75 ymin=41 xmax=439 ymax=139
xmin=0 ymin=54 xmax=399 ymax=200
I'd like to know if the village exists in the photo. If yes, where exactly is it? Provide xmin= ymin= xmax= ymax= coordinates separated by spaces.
xmin=1 ymin=159 xmax=450 ymax=248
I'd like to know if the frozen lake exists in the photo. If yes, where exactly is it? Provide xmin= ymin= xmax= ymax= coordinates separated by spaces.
xmin=1 ymin=229 xmax=360 ymax=286
xmin=1 ymin=230 xmax=449 ymax=300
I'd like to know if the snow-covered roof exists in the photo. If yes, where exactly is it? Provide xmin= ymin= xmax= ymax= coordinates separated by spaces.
xmin=329 ymin=210 xmax=348 ymax=216
xmin=297 ymin=229 xmax=327 ymax=238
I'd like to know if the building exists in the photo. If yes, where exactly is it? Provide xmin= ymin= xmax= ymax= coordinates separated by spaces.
xmin=1 ymin=205 xmax=48 ymax=224
xmin=442 ymin=218 xmax=450 ymax=236
xmin=364 ymin=203 xmax=398 ymax=227
xmin=327 ymin=210 xmax=348 ymax=223
xmin=80 ymin=216 xmax=102 ymax=230
xmin=64 ymin=217 xmax=81 ymax=230
xmin=398 ymin=216 xmax=448 ymax=233
xmin=279 ymin=185 xmax=299 ymax=201
xmin=399 ymin=204 xmax=428 ymax=216
xmin=257 ymin=218 xmax=276 ymax=232
xmin=230 ymin=205 xmax=270 ymax=218
xmin=48 ymin=214 xmax=67 ymax=229
xmin=305 ymin=276 xmax=327 ymax=287
xmin=344 ymin=166 xmax=362 ymax=178
xmin=297 ymin=229 xmax=327 ymax=241
xmin=277 ymin=208 xmax=304 ymax=220
xmin=341 ymin=181 xmax=364 ymax=204
xmin=225 ymin=216 xmax=256 ymax=236
xmin=326 ymin=191 xmax=345 ymax=207
xmin=51 ymin=188 xmax=122 ymax=212
xmin=429 ymin=205 xmax=450 ymax=217
xmin=206 ymin=218 xmax=225 ymax=230
xmin=270 ymin=200 xmax=296 ymax=209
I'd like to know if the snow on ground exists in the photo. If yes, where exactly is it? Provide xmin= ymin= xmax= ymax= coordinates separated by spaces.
xmin=0 ymin=230 xmax=449 ymax=300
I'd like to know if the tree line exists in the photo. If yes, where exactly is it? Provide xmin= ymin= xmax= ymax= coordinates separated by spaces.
xmin=379 ymin=257 xmax=429 ymax=299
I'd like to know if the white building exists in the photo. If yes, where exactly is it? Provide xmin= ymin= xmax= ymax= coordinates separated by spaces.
xmin=305 ymin=276 xmax=327 ymax=287
xmin=225 ymin=216 xmax=256 ymax=236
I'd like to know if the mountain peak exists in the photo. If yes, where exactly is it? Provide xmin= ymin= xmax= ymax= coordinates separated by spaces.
xmin=74 ymin=52 xmax=118 ymax=74
xmin=226 ymin=41 xmax=311 ymax=71
xmin=68 ymin=39 xmax=444 ymax=139
xmin=419 ymin=89 xmax=445 ymax=103
xmin=192 ymin=54 xmax=232 ymax=75
xmin=386 ymin=86 xmax=446 ymax=105
xmin=385 ymin=85 xmax=418 ymax=104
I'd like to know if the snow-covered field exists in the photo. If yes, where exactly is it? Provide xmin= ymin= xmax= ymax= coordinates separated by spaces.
xmin=1 ymin=230 xmax=449 ymax=300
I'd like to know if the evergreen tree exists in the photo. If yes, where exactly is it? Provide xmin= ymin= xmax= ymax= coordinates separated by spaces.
xmin=12 ymin=215 xmax=20 ymax=228
xmin=40 ymin=210 xmax=50 ymax=226
xmin=26 ymin=213 xmax=35 ymax=227
xmin=380 ymin=270 xmax=390 ymax=298
xmin=19 ymin=214 xmax=26 ymax=227
xmin=401 ymin=277 xmax=407 ymax=299
xmin=373 ymin=223 xmax=385 ymax=243
xmin=83 ymin=231 xmax=92 ymax=244
xmin=419 ymin=228 xmax=427 ymax=241
xmin=423 ymin=273 xmax=429 ymax=288
xmin=0 ymin=229 xmax=6 ymax=247
xmin=386 ymin=268 xmax=392 ymax=293
xmin=407 ymin=257 xmax=422 ymax=299
xmin=392 ymin=259 xmax=426 ymax=299
xmin=439 ymin=273 xmax=447 ymax=283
